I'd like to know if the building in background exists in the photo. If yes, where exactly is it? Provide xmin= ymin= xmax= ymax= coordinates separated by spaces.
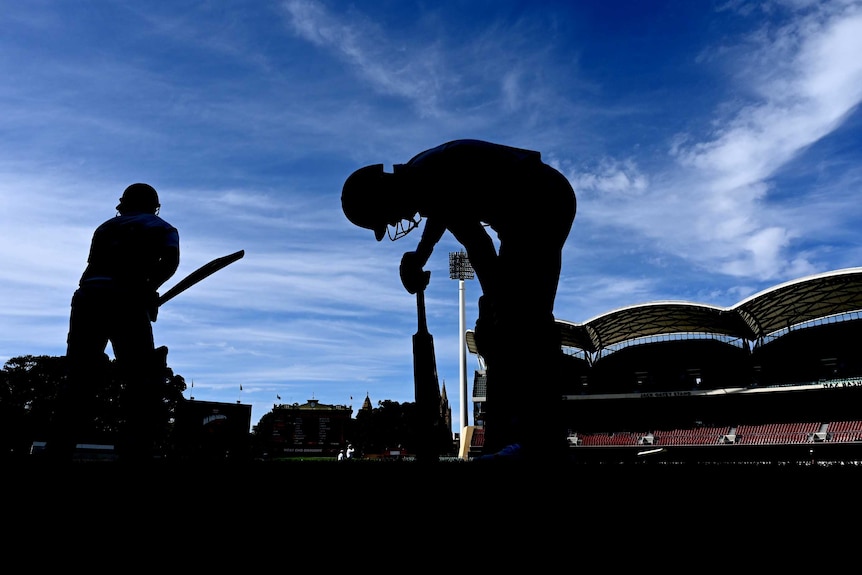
xmin=172 ymin=398 xmax=252 ymax=461
xmin=465 ymin=267 xmax=862 ymax=462
xmin=259 ymin=398 xmax=352 ymax=458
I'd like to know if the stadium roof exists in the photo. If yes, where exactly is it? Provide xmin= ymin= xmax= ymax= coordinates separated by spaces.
xmin=733 ymin=267 xmax=862 ymax=338
xmin=563 ymin=267 xmax=862 ymax=353
xmin=468 ymin=268 xmax=862 ymax=356
xmin=556 ymin=301 xmax=753 ymax=354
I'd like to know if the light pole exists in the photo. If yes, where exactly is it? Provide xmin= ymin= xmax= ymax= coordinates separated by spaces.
xmin=449 ymin=251 xmax=474 ymax=455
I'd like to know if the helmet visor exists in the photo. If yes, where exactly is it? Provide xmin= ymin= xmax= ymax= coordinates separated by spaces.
xmin=386 ymin=215 xmax=422 ymax=241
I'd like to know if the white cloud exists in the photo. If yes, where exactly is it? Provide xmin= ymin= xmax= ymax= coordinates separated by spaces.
xmin=588 ymin=3 xmax=862 ymax=282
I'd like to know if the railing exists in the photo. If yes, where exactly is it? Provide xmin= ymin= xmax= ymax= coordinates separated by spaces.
xmin=568 ymin=421 xmax=862 ymax=447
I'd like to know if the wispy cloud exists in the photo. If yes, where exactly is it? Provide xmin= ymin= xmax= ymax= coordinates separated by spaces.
xmin=283 ymin=0 xmax=449 ymax=114
xmin=571 ymin=2 xmax=862 ymax=283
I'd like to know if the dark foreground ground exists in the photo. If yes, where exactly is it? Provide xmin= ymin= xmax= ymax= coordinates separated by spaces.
xmin=10 ymin=456 xmax=862 ymax=563
xmin=12 ymin=456 xmax=862 ymax=504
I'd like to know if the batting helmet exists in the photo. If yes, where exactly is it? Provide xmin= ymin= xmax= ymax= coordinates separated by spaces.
xmin=117 ymin=183 xmax=160 ymax=214
xmin=341 ymin=164 xmax=388 ymax=241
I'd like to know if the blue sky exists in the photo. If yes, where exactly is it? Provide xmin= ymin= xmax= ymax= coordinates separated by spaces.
xmin=2 ymin=1 xmax=862 ymax=433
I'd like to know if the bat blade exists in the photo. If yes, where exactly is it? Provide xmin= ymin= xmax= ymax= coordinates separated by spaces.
xmin=413 ymin=330 xmax=441 ymax=406
xmin=158 ymin=250 xmax=245 ymax=306
xmin=413 ymin=290 xmax=443 ymax=461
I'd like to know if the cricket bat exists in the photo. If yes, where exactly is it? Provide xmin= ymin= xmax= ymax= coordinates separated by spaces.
xmin=158 ymin=250 xmax=245 ymax=306
xmin=413 ymin=288 xmax=444 ymax=462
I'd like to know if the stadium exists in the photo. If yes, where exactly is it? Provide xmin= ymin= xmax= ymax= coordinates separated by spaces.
xmin=466 ymin=267 xmax=862 ymax=465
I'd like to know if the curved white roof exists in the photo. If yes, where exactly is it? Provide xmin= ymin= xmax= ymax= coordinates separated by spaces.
xmin=553 ymin=268 xmax=862 ymax=354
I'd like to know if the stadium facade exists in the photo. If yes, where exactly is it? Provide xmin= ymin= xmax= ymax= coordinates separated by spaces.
xmin=466 ymin=267 xmax=862 ymax=462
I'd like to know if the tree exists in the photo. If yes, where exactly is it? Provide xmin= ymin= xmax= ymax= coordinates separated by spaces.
xmin=0 ymin=352 xmax=186 ymax=459
xmin=353 ymin=399 xmax=448 ymax=457
xmin=0 ymin=355 xmax=67 ymax=458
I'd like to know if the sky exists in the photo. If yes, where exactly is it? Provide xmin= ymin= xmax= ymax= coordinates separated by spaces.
xmin=3 ymin=0 xmax=862 ymax=434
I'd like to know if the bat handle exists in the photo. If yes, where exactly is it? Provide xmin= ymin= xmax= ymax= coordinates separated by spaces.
xmin=416 ymin=289 xmax=428 ymax=332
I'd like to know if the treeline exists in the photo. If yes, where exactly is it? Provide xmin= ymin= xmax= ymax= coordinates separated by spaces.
xmin=2 ymin=354 xmax=455 ymax=461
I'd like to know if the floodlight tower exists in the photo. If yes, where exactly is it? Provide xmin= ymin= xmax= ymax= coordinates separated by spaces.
xmin=449 ymin=251 xmax=475 ymax=452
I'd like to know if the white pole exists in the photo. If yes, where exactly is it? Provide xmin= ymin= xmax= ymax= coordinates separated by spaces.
xmin=449 ymin=250 xmax=474 ymax=459
xmin=459 ymin=278 xmax=469 ymax=449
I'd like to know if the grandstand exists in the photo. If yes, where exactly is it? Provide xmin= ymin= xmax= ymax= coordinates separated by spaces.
xmin=466 ymin=267 xmax=862 ymax=463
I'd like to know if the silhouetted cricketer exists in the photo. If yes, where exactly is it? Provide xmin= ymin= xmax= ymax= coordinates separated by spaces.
xmin=341 ymin=139 xmax=576 ymax=461
xmin=46 ymin=183 xmax=180 ymax=462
